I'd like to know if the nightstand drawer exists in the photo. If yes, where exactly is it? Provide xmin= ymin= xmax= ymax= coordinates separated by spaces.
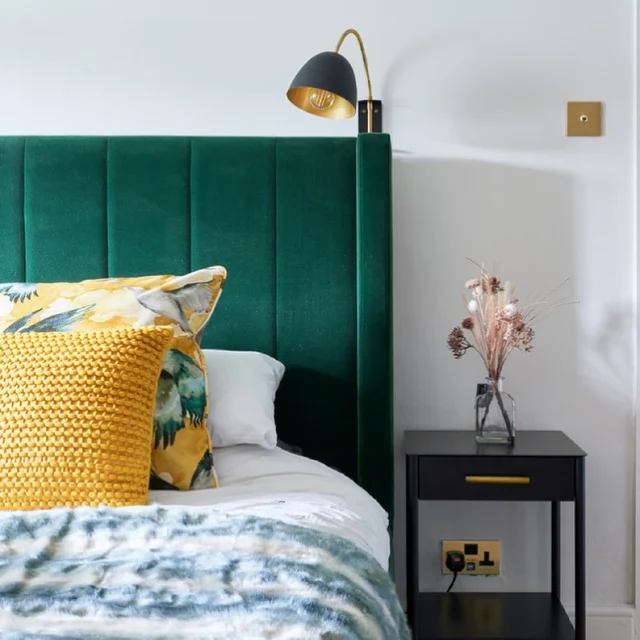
xmin=417 ymin=456 xmax=575 ymax=501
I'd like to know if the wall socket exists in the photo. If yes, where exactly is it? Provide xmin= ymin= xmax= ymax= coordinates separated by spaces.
xmin=442 ymin=540 xmax=501 ymax=576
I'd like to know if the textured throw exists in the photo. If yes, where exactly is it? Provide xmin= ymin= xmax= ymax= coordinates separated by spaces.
xmin=0 ymin=506 xmax=410 ymax=640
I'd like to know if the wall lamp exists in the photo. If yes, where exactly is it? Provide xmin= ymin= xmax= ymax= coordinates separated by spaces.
xmin=286 ymin=29 xmax=382 ymax=133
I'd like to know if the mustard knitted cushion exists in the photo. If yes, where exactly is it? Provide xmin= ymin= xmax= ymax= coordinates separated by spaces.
xmin=0 ymin=326 xmax=173 ymax=511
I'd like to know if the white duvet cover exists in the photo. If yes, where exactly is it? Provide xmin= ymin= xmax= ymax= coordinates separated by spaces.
xmin=148 ymin=444 xmax=390 ymax=569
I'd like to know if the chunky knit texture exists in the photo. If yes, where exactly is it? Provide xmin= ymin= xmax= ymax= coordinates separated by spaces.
xmin=0 ymin=326 xmax=173 ymax=511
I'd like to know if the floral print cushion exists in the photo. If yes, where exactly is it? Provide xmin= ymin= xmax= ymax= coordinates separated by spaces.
xmin=0 ymin=266 xmax=227 ymax=491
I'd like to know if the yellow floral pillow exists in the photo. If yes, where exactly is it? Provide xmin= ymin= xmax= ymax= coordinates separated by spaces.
xmin=0 ymin=326 xmax=173 ymax=511
xmin=0 ymin=266 xmax=227 ymax=491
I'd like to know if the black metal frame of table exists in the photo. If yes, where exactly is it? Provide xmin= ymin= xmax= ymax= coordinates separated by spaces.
xmin=405 ymin=430 xmax=586 ymax=640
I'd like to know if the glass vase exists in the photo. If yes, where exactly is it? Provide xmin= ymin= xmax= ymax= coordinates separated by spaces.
xmin=475 ymin=377 xmax=515 ymax=445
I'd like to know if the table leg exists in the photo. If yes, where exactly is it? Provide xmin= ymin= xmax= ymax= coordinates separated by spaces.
xmin=551 ymin=501 xmax=560 ymax=598
xmin=406 ymin=455 xmax=419 ymax=639
xmin=575 ymin=458 xmax=586 ymax=640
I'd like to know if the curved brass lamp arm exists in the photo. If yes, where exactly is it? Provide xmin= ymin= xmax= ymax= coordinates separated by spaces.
xmin=335 ymin=28 xmax=373 ymax=103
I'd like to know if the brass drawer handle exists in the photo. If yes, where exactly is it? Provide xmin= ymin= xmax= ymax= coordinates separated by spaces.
xmin=465 ymin=475 xmax=531 ymax=485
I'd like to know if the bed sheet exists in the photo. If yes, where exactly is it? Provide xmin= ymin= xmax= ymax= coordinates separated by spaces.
xmin=148 ymin=444 xmax=390 ymax=569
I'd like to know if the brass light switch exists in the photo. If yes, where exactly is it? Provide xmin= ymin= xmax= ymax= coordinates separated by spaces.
xmin=566 ymin=102 xmax=602 ymax=136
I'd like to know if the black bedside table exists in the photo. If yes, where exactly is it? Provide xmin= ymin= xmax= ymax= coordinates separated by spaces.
xmin=405 ymin=430 xmax=586 ymax=640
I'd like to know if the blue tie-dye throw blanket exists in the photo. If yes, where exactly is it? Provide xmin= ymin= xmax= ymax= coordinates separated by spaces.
xmin=0 ymin=505 xmax=410 ymax=639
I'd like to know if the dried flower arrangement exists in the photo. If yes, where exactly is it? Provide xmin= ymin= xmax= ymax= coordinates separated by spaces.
xmin=447 ymin=260 xmax=573 ymax=439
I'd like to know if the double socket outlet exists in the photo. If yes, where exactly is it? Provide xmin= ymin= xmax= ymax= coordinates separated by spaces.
xmin=442 ymin=540 xmax=501 ymax=576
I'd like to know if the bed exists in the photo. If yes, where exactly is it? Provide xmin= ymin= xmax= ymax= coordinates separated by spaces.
xmin=0 ymin=134 xmax=406 ymax=639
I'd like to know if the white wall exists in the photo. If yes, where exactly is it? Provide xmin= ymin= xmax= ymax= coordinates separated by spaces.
xmin=0 ymin=0 xmax=635 ymax=634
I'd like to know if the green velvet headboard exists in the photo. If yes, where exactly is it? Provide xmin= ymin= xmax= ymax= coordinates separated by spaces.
xmin=0 ymin=134 xmax=393 ymax=519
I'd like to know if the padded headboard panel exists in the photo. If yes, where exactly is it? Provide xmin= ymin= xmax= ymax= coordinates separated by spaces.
xmin=0 ymin=134 xmax=393 ymax=518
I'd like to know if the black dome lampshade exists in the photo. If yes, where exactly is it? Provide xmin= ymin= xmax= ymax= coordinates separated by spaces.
xmin=286 ymin=29 xmax=383 ymax=133
xmin=287 ymin=52 xmax=357 ymax=120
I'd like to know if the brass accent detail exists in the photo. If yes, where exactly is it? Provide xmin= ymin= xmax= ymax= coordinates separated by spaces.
xmin=442 ymin=540 xmax=501 ymax=576
xmin=465 ymin=475 xmax=531 ymax=484
xmin=334 ymin=28 xmax=374 ymax=133
xmin=286 ymin=87 xmax=356 ymax=120
xmin=566 ymin=101 xmax=602 ymax=136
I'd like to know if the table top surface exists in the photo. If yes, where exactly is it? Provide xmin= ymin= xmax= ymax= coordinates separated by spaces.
xmin=404 ymin=430 xmax=586 ymax=458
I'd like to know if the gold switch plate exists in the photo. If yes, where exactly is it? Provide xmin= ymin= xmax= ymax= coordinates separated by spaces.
xmin=442 ymin=540 xmax=501 ymax=576
xmin=566 ymin=101 xmax=602 ymax=136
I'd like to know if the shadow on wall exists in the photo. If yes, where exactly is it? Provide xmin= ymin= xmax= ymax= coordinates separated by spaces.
xmin=381 ymin=33 xmax=569 ymax=152
xmin=391 ymin=156 xmax=634 ymax=606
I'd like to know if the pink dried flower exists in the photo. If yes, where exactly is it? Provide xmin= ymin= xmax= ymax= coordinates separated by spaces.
xmin=501 ymin=311 xmax=530 ymax=350
xmin=448 ymin=259 xmax=576 ymax=380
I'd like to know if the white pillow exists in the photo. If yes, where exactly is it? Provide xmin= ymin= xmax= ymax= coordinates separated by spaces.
xmin=203 ymin=349 xmax=285 ymax=449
